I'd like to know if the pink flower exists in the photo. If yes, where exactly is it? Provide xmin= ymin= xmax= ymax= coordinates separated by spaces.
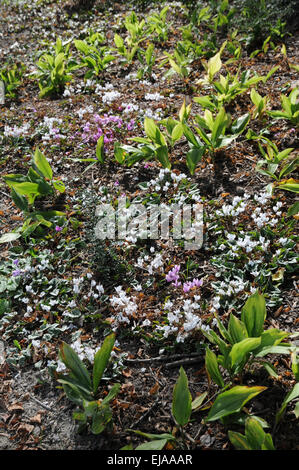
xmin=55 ymin=225 xmax=62 ymax=232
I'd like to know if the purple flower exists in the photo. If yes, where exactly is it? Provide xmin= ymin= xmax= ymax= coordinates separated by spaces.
xmin=183 ymin=278 xmax=203 ymax=293
xmin=127 ymin=119 xmax=135 ymax=131
xmin=13 ymin=259 xmax=19 ymax=266
xmin=166 ymin=265 xmax=181 ymax=286
xmin=55 ymin=225 xmax=62 ymax=232
xmin=12 ymin=269 xmax=21 ymax=277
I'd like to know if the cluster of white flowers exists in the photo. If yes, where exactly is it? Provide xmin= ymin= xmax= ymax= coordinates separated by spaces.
xmin=39 ymin=116 xmax=63 ymax=142
xmin=109 ymin=286 xmax=138 ymax=327
xmin=84 ymin=278 xmax=105 ymax=300
xmin=63 ymin=80 xmax=86 ymax=97
xmin=141 ymin=107 xmax=163 ymax=120
xmin=216 ymin=195 xmax=249 ymax=219
xmin=212 ymin=277 xmax=247 ymax=298
xmin=144 ymin=92 xmax=164 ymax=101
xmin=136 ymin=252 xmax=164 ymax=275
xmin=254 ymin=192 xmax=271 ymax=205
xmin=121 ymin=102 xmax=139 ymax=114
xmin=222 ymin=232 xmax=271 ymax=254
xmin=157 ymin=297 xmax=211 ymax=343
xmin=3 ymin=122 xmax=31 ymax=138
xmin=101 ymin=90 xmax=121 ymax=104
xmin=73 ymin=277 xmax=83 ymax=294
xmin=76 ymin=105 xmax=94 ymax=119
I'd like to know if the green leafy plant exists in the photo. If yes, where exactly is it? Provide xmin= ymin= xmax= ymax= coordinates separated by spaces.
xmin=255 ymin=138 xmax=298 ymax=192
xmin=210 ymin=0 xmax=236 ymax=34
xmin=267 ymin=88 xmax=299 ymax=127
xmin=113 ymin=33 xmax=141 ymax=64
xmin=74 ymin=38 xmax=115 ymax=79
xmin=195 ymin=54 xmax=278 ymax=111
xmin=250 ymin=88 xmax=270 ymax=120
xmin=202 ymin=292 xmax=292 ymax=382
xmin=33 ymin=38 xmax=78 ymax=98
xmin=191 ymin=107 xmax=250 ymax=158
xmin=228 ymin=416 xmax=275 ymax=450
xmin=0 ymin=63 xmax=26 ymax=99
xmin=196 ymin=47 xmax=225 ymax=85
xmin=163 ymin=46 xmax=193 ymax=81
xmin=57 ymin=333 xmax=120 ymax=435
xmin=114 ymin=101 xmax=193 ymax=170
xmin=146 ymin=6 xmax=170 ymax=42
xmin=124 ymin=11 xmax=147 ymax=45
xmin=136 ymin=43 xmax=156 ymax=80
xmin=0 ymin=147 xmax=66 ymax=243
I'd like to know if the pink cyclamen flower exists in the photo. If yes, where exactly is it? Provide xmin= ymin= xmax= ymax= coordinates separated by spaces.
xmin=55 ymin=226 xmax=62 ymax=232
xmin=183 ymin=278 xmax=203 ymax=293
xmin=166 ymin=265 xmax=181 ymax=286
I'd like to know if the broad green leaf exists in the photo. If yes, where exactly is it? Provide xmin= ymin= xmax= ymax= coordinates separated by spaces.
xmin=211 ymin=107 xmax=227 ymax=144
xmin=231 ymin=113 xmax=250 ymax=135
xmin=172 ymin=367 xmax=192 ymax=426
xmin=241 ymin=291 xmax=266 ymax=337
xmin=91 ymin=405 xmax=112 ymax=434
xmin=261 ymin=361 xmax=279 ymax=378
xmin=291 ymin=351 xmax=299 ymax=381
xmin=261 ymin=433 xmax=276 ymax=450
xmin=245 ymin=417 xmax=267 ymax=450
xmin=208 ymin=52 xmax=222 ymax=81
xmin=229 ymin=337 xmax=261 ymax=369
xmin=114 ymin=142 xmax=126 ymax=164
xmin=191 ymin=392 xmax=208 ymax=411
xmin=255 ymin=344 xmax=292 ymax=357
xmin=114 ymin=33 xmax=124 ymax=49
xmin=33 ymin=147 xmax=53 ymax=179
xmin=96 ymin=135 xmax=105 ymax=163
xmin=250 ymin=88 xmax=261 ymax=107
xmin=193 ymin=96 xmax=216 ymax=112
xmin=144 ymin=117 xmax=164 ymax=145
xmin=287 ymin=201 xmax=299 ymax=216
xmin=59 ymin=342 xmax=92 ymax=392
xmin=11 ymin=188 xmax=28 ymax=212
xmin=279 ymin=158 xmax=299 ymax=179
xmin=12 ymin=182 xmax=40 ymax=196
xmin=205 ymin=347 xmax=225 ymax=388
xmin=171 ymin=123 xmax=184 ymax=143
xmin=155 ymin=145 xmax=171 ymax=169
xmin=228 ymin=314 xmax=248 ymax=344
xmin=136 ymin=439 xmax=168 ymax=450
xmin=277 ymin=179 xmax=299 ymax=193
xmin=183 ymin=124 xmax=201 ymax=147
xmin=228 ymin=430 xmax=251 ymax=450
xmin=206 ymin=385 xmax=267 ymax=422
xmin=52 ymin=180 xmax=65 ymax=193
xmin=255 ymin=329 xmax=289 ymax=354
xmin=276 ymin=147 xmax=294 ymax=162
xmin=74 ymin=39 xmax=90 ymax=55
xmin=93 ymin=333 xmax=115 ymax=395
xmin=186 ymin=147 xmax=204 ymax=175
